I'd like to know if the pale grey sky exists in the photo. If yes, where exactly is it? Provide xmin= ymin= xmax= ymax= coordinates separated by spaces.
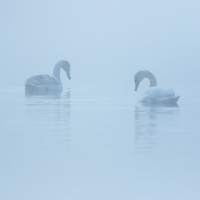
xmin=0 ymin=0 xmax=200 ymax=88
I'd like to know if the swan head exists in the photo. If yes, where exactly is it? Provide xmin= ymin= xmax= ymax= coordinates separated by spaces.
xmin=61 ymin=60 xmax=71 ymax=80
xmin=54 ymin=60 xmax=71 ymax=80
xmin=134 ymin=70 xmax=157 ymax=91
xmin=134 ymin=71 xmax=145 ymax=91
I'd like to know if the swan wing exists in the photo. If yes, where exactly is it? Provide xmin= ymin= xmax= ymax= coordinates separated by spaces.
xmin=139 ymin=87 xmax=178 ymax=104
xmin=143 ymin=87 xmax=175 ymax=99
xmin=25 ymin=75 xmax=60 ymax=86
xmin=154 ymin=96 xmax=180 ymax=104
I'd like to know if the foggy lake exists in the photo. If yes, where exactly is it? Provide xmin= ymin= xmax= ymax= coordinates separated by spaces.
xmin=1 ymin=86 xmax=200 ymax=200
xmin=1 ymin=1 xmax=200 ymax=199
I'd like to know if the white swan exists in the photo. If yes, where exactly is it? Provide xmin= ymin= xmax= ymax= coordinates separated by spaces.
xmin=134 ymin=70 xmax=180 ymax=105
xmin=25 ymin=60 xmax=71 ymax=93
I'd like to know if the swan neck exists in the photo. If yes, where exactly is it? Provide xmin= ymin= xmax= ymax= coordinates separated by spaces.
xmin=146 ymin=71 xmax=157 ymax=87
xmin=53 ymin=65 xmax=61 ymax=82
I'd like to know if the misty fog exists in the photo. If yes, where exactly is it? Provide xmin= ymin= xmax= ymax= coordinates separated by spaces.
xmin=1 ymin=1 xmax=200 ymax=200
xmin=1 ymin=0 xmax=200 ymax=88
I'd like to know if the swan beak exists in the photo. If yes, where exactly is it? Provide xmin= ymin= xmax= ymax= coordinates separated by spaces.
xmin=67 ymin=72 xmax=71 ymax=80
xmin=135 ymin=82 xmax=139 ymax=91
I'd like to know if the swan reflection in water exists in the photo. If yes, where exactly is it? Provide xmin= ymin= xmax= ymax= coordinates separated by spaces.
xmin=25 ymin=89 xmax=71 ymax=149
xmin=134 ymin=104 xmax=179 ymax=171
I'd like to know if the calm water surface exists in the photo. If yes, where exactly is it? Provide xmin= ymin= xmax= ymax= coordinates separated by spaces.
xmin=0 ymin=86 xmax=200 ymax=200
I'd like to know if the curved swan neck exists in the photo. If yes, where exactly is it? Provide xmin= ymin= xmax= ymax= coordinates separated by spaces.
xmin=53 ymin=63 xmax=62 ymax=82
xmin=144 ymin=71 xmax=157 ymax=87
xmin=135 ymin=70 xmax=157 ymax=91
xmin=53 ymin=60 xmax=71 ymax=83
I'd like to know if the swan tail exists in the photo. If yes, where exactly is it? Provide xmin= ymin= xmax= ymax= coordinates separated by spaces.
xmin=154 ymin=95 xmax=180 ymax=105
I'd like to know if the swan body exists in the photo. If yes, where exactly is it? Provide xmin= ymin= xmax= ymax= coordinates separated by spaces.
xmin=134 ymin=70 xmax=180 ymax=105
xmin=25 ymin=60 xmax=71 ymax=93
